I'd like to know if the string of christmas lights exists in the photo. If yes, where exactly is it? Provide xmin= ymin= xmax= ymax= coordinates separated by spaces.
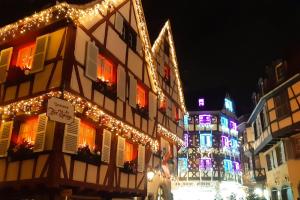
xmin=152 ymin=21 xmax=187 ymax=114
xmin=0 ymin=91 xmax=171 ymax=152
xmin=157 ymin=124 xmax=185 ymax=147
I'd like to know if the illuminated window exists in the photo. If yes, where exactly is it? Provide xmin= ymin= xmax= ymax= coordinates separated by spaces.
xmin=222 ymin=136 xmax=229 ymax=148
xmin=97 ymin=54 xmax=115 ymax=84
xmin=221 ymin=116 xmax=228 ymax=128
xmin=125 ymin=141 xmax=137 ymax=162
xmin=78 ymin=122 xmax=96 ymax=148
xmin=224 ymin=98 xmax=233 ymax=112
xmin=16 ymin=42 xmax=35 ymax=70
xmin=230 ymin=139 xmax=238 ymax=149
xmin=229 ymin=121 xmax=237 ymax=131
xmin=200 ymin=134 xmax=212 ymax=147
xmin=199 ymin=115 xmax=211 ymax=124
xmin=18 ymin=116 xmax=38 ymax=144
xmin=164 ymin=64 xmax=170 ymax=85
xmin=159 ymin=97 xmax=167 ymax=110
xmin=137 ymin=84 xmax=146 ymax=108
xmin=224 ymin=159 xmax=232 ymax=172
xmin=200 ymin=158 xmax=212 ymax=170
xmin=233 ymin=161 xmax=240 ymax=172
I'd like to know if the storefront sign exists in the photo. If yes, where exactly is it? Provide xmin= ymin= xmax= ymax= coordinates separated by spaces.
xmin=47 ymin=97 xmax=74 ymax=124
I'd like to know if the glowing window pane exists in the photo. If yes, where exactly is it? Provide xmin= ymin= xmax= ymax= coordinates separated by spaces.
xmin=233 ymin=161 xmax=240 ymax=172
xmin=79 ymin=122 xmax=95 ymax=148
xmin=18 ymin=116 xmax=38 ymax=144
xmin=225 ymin=98 xmax=233 ymax=112
xmin=16 ymin=43 xmax=35 ymax=70
xmin=200 ymin=134 xmax=212 ymax=147
xmin=221 ymin=117 xmax=228 ymax=127
xmin=198 ymin=98 xmax=205 ymax=107
xmin=137 ymin=84 xmax=146 ymax=108
xmin=222 ymin=136 xmax=229 ymax=147
xmin=199 ymin=114 xmax=211 ymax=124
xmin=97 ymin=54 xmax=114 ymax=83
xmin=125 ymin=141 xmax=137 ymax=162
xmin=224 ymin=159 xmax=232 ymax=172
xmin=230 ymin=139 xmax=238 ymax=149
xmin=229 ymin=121 xmax=237 ymax=130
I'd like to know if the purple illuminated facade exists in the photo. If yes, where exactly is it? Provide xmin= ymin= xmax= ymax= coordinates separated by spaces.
xmin=178 ymin=97 xmax=242 ymax=183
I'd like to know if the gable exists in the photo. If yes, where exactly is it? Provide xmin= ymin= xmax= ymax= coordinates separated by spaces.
xmin=152 ymin=21 xmax=187 ymax=114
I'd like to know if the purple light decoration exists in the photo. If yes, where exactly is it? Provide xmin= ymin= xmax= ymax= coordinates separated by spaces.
xmin=200 ymin=158 xmax=212 ymax=170
xmin=229 ymin=121 xmax=237 ymax=130
xmin=184 ymin=134 xmax=188 ymax=147
xmin=198 ymin=98 xmax=205 ymax=107
xmin=199 ymin=114 xmax=211 ymax=124
xmin=221 ymin=135 xmax=229 ymax=147
xmin=233 ymin=161 xmax=240 ymax=172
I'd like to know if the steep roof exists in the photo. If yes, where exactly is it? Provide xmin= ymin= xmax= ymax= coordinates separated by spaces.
xmin=152 ymin=20 xmax=187 ymax=114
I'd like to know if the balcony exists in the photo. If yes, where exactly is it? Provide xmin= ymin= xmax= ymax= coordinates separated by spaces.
xmin=253 ymin=127 xmax=278 ymax=154
xmin=243 ymin=168 xmax=266 ymax=184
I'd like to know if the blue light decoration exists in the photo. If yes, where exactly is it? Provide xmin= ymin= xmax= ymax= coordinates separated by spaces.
xmin=224 ymin=159 xmax=233 ymax=172
xmin=225 ymin=98 xmax=233 ymax=112
xmin=221 ymin=116 xmax=228 ymax=128
xmin=184 ymin=114 xmax=189 ymax=130
xmin=198 ymin=98 xmax=205 ymax=107
xmin=230 ymin=138 xmax=238 ymax=149
xmin=200 ymin=133 xmax=212 ymax=148
xmin=178 ymin=157 xmax=188 ymax=177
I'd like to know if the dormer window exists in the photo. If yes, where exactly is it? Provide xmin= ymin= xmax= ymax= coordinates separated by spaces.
xmin=97 ymin=54 xmax=115 ymax=85
xmin=275 ymin=62 xmax=285 ymax=82
xmin=137 ymin=84 xmax=147 ymax=109
xmin=16 ymin=42 xmax=35 ymax=70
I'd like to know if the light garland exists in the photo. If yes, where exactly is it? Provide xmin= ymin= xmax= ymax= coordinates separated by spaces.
xmin=0 ymin=0 xmax=124 ymax=42
xmin=152 ymin=21 xmax=187 ymax=114
xmin=157 ymin=124 xmax=185 ymax=147
xmin=0 ymin=0 xmax=165 ymax=117
xmin=0 ymin=91 xmax=161 ymax=152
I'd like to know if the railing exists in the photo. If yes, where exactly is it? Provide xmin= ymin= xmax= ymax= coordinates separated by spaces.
xmin=254 ymin=168 xmax=266 ymax=182
xmin=253 ymin=127 xmax=271 ymax=151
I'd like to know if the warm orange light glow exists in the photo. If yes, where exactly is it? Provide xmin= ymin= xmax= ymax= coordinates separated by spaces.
xmin=137 ymin=84 xmax=146 ymax=108
xmin=18 ymin=116 xmax=38 ymax=144
xmin=97 ymin=54 xmax=115 ymax=83
xmin=125 ymin=141 xmax=137 ymax=162
xmin=164 ymin=64 xmax=170 ymax=81
xmin=16 ymin=42 xmax=35 ymax=70
xmin=79 ymin=121 xmax=96 ymax=148
xmin=160 ymin=97 xmax=167 ymax=110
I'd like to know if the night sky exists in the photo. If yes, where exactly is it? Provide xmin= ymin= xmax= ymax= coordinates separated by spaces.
xmin=1 ymin=0 xmax=300 ymax=116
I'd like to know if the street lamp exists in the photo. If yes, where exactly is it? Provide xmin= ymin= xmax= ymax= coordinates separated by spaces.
xmin=147 ymin=169 xmax=155 ymax=182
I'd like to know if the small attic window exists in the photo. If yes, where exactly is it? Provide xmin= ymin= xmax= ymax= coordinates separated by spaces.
xmin=164 ymin=39 xmax=170 ymax=56
xmin=275 ymin=62 xmax=285 ymax=82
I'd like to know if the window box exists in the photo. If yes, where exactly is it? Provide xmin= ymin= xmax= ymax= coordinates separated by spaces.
xmin=73 ymin=145 xmax=101 ymax=165
xmin=93 ymin=80 xmax=117 ymax=100
xmin=121 ymin=160 xmax=137 ymax=174
xmin=7 ymin=138 xmax=35 ymax=162
xmin=135 ymin=104 xmax=149 ymax=118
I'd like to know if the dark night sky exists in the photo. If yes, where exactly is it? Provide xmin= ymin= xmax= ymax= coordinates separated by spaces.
xmin=1 ymin=0 xmax=300 ymax=116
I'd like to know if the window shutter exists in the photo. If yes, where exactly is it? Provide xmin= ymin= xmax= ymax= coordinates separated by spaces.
xmin=115 ymin=12 xmax=124 ymax=34
xmin=30 ymin=34 xmax=49 ymax=73
xmin=33 ymin=113 xmax=48 ymax=152
xmin=116 ymin=136 xmax=125 ymax=167
xmin=101 ymin=129 xmax=112 ymax=163
xmin=0 ymin=47 xmax=13 ymax=84
xmin=137 ymin=145 xmax=145 ymax=172
xmin=63 ymin=118 xmax=80 ymax=154
xmin=149 ymin=92 xmax=157 ymax=119
xmin=129 ymin=74 xmax=137 ymax=108
xmin=0 ymin=121 xmax=13 ymax=157
xmin=117 ymin=65 xmax=126 ymax=102
xmin=85 ymin=41 xmax=98 ymax=81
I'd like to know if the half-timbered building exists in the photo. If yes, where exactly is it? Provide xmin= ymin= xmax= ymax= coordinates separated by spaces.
xmin=172 ymin=97 xmax=245 ymax=200
xmin=243 ymin=59 xmax=300 ymax=200
xmin=0 ymin=0 xmax=186 ymax=199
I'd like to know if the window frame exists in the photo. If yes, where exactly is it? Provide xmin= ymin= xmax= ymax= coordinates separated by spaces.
xmin=274 ymin=90 xmax=290 ymax=120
